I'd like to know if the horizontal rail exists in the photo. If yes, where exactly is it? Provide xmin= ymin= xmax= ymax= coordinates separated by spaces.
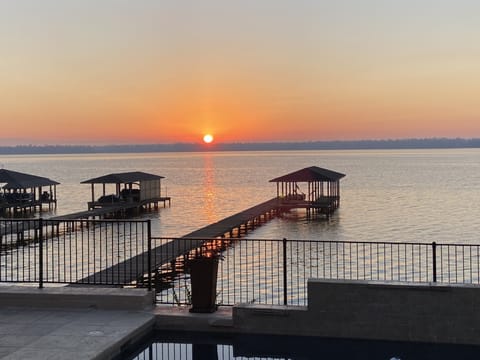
xmin=154 ymin=237 xmax=480 ymax=306
xmin=0 ymin=219 xmax=151 ymax=287
xmin=2 ymin=218 xmax=480 ymax=307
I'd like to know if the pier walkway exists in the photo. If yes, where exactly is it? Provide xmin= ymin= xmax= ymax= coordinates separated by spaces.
xmin=0 ymin=198 xmax=170 ymax=239
xmin=78 ymin=194 xmax=342 ymax=285
xmin=77 ymin=198 xmax=282 ymax=285
xmin=182 ymin=197 xmax=280 ymax=238
xmin=51 ymin=197 xmax=171 ymax=221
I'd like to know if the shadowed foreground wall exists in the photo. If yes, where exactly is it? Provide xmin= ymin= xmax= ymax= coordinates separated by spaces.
xmin=233 ymin=279 xmax=480 ymax=345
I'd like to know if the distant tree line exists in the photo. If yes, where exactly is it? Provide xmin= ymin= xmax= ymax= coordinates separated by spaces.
xmin=1 ymin=138 xmax=480 ymax=155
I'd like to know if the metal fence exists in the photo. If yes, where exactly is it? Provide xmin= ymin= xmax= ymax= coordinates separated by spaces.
xmin=0 ymin=218 xmax=151 ymax=287
xmin=154 ymin=237 xmax=480 ymax=306
xmin=2 ymin=218 xmax=480 ymax=306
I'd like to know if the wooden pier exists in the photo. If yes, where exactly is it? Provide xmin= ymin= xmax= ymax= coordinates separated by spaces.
xmin=0 ymin=171 xmax=171 ymax=243
xmin=0 ymin=198 xmax=172 ymax=247
xmin=1 ymin=166 xmax=345 ymax=287
xmin=77 ymin=166 xmax=346 ymax=286
xmin=183 ymin=197 xmax=281 ymax=238
xmin=51 ymin=197 xmax=171 ymax=221
xmin=76 ymin=198 xmax=283 ymax=285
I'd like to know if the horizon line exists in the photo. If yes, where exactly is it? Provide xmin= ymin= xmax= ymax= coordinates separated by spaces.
xmin=1 ymin=137 xmax=480 ymax=155
xmin=3 ymin=136 xmax=480 ymax=147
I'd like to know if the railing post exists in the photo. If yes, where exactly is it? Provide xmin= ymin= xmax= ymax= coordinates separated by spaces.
xmin=147 ymin=220 xmax=152 ymax=292
xmin=39 ymin=218 xmax=44 ymax=289
xmin=283 ymin=238 xmax=287 ymax=306
xmin=432 ymin=241 xmax=437 ymax=283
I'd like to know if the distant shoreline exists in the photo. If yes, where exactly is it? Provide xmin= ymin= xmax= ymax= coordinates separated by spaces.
xmin=1 ymin=138 xmax=480 ymax=155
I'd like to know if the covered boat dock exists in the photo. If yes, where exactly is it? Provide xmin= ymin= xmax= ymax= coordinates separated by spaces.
xmin=81 ymin=171 xmax=171 ymax=215
xmin=0 ymin=169 xmax=59 ymax=216
xmin=80 ymin=166 xmax=346 ymax=285
xmin=270 ymin=166 xmax=346 ymax=216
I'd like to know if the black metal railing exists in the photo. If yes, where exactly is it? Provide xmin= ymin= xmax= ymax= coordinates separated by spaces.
xmin=0 ymin=218 xmax=151 ymax=287
xmin=2 ymin=218 xmax=480 ymax=306
xmin=153 ymin=237 xmax=480 ymax=306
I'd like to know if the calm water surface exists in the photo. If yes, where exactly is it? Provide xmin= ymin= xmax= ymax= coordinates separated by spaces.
xmin=2 ymin=149 xmax=480 ymax=244
xmin=123 ymin=331 xmax=480 ymax=360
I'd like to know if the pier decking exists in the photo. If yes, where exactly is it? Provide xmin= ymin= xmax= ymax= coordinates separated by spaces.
xmin=1 ymin=165 xmax=345 ymax=289
xmin=0 ymin=171 xmax=171 ymax=245
xmin=183 ymin=197 xmax=281 ymax=238
xmin=76 ymin=198 xmax=282 ymax=285
xmin=0 ymin=198 xmax=171 ymax=241
xmin=76 ymin=196 xmax=341 ymax=285
xmin=79 ymin=166 xmax=346 ymax=286
xmin=51 ymin=197 xmax=171 ymax=221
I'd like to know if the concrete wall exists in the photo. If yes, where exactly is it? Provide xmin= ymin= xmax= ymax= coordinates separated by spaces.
xmin=0 ymin=286 xmax=155 ymax=310
xmin=233 ymin=279 xmax=480 ymax=345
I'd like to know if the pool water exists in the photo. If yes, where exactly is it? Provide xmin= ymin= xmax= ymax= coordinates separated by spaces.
xmin=120 ymin=331 xmax=480 ymax=360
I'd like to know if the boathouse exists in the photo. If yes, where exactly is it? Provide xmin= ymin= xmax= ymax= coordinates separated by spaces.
xmin=81 ymin=171 xmax=170 ymax=212
xmin=0 ymin=169 xmax=59 ymax=215
xmin=270 ymin=166 xmax=346 ymax=215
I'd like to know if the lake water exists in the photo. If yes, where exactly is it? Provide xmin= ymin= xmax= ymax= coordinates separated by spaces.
xmin=2 ymin=148 xmax=480 ymax=244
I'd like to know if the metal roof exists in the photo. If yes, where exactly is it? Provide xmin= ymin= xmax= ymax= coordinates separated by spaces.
xmin=0 ymin=169 xmax=60 ymax=189
xmin=269 ymin=166 xmax=346 ymax=183
xmin=81 ymin=171 xmax=165 ymax=184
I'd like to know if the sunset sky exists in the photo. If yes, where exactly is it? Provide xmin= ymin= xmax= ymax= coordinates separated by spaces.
xmin=1 ymin=1 xmax=480 ymax=145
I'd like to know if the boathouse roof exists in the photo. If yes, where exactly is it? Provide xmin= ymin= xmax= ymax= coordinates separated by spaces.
xmin=0 ymin=169 xmax=60 ymax=189
xmin=269 ymin=166 xmax=346 ymax=183
xmin=81 ymin=171 xmax=164 ymax=184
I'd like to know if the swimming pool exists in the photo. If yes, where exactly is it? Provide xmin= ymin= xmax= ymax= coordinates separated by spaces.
xmin=119 ymin=330 xmax=480 ymax=360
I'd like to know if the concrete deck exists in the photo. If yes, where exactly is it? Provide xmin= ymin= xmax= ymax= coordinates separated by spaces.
xmin=0 ymin=304 xmax=236 ymax=360
xmin=153 ymin=304 xmax=233 ymax=333
xmin=4 ymin=280 xmax=480 ymax=359
xmin=0 ymin=307 xmax=155 ymax=360
xmin=0 ymin=285 xmax=156 ymax=360
xmin=0 ymin=284 xmax=237 ymax=360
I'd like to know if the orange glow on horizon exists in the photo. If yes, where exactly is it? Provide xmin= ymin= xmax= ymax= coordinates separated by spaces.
xmin=4 ymin=2 xmax=480 ymax=145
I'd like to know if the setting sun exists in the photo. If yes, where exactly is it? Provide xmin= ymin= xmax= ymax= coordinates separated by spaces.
xmin=203 ymin=134 xmax=214 ymax=144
